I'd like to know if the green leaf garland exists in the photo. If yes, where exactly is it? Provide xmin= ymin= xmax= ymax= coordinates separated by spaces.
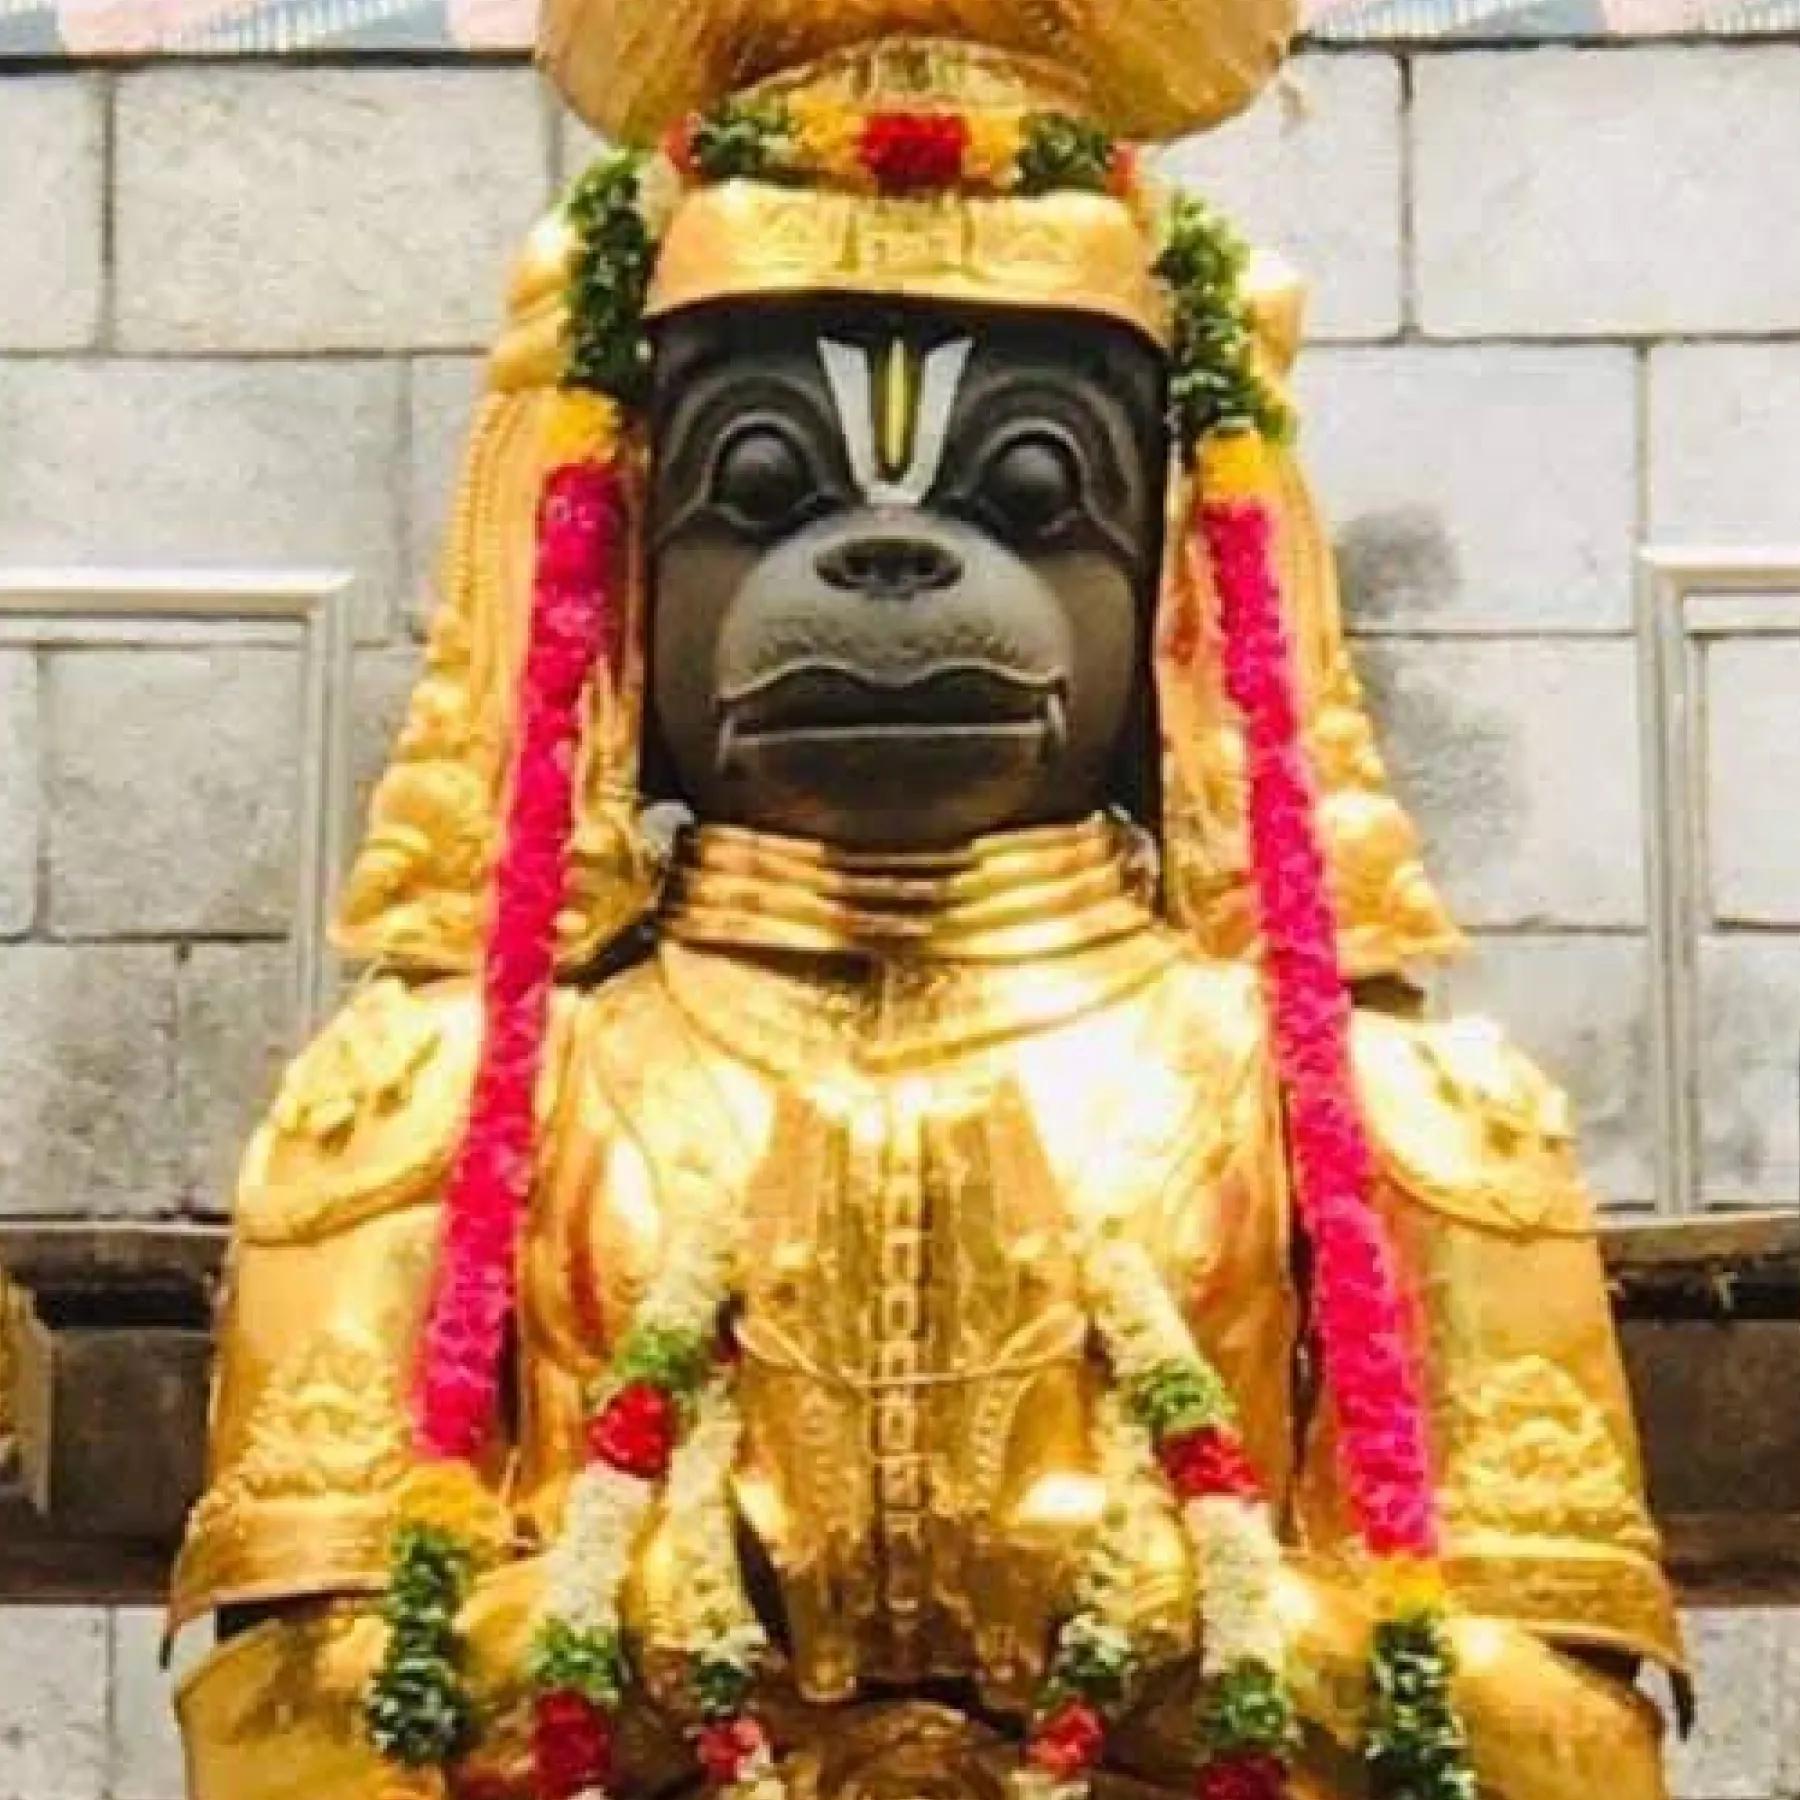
xmin=365 ymin=1522 xmax=477 ymax=1767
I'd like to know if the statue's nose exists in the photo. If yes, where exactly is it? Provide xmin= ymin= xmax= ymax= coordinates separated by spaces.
xmin=815 ymin=533 xmax=964 ymax=599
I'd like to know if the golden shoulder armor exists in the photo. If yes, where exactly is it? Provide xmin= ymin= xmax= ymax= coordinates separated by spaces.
xmin=1353 ymin=1012 xmax=1594 ymax=1238
xmin=236 ymin=976 xmax=484 ymax=1246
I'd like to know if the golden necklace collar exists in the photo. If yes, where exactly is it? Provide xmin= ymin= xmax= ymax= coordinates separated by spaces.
xmin=660 ymin=814 xmax=1157 ymax=963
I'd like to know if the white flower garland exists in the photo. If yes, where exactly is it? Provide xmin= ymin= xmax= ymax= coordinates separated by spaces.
xmin=661 ymin=1385 xmax=769 ymax=1663
xmin=632 ymin=1176 xmax=747 ymax=1343
xmin=1184 ymin=1496 xmax=1286 ymax=1678
xmin=543 ymin=1461 xmax=657 ymax=1635
xmin=1073 ymin=1222 xmax=1295 ymax=1780
xmin=1077 ymin=1231 xmax=1196 ymax=1381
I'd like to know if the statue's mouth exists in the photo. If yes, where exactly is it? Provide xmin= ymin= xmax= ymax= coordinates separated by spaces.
xmin=716 ymin=663 xmax=1068 ymax=771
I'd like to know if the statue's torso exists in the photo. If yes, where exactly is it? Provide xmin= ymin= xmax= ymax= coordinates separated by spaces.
xmin=524 ymin=908 xmax=1296 ymax=1707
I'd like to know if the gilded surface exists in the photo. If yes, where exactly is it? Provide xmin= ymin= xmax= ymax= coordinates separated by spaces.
xmin=538 ymin=5 xmax=1297 ymax=144
xmin=647 ymin=182 xmax=1176 ymax=348
xmin=330 ymin=381 xmax=654 ymax=974
xmin=178 ymin=825 xmax=1677 ymax=1800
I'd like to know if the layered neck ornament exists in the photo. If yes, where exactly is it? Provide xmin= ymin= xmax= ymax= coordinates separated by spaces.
xmin=364 ymin=94 xmax=1475 ymax=1800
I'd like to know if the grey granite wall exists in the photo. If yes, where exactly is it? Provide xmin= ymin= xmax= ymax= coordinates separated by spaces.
xmin=1 ymin=41 xmax=1798 ymax=1799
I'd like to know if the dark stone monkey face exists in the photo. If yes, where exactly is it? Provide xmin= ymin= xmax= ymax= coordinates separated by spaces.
xmin=647 ymin=299 xmax=1168 ymax=851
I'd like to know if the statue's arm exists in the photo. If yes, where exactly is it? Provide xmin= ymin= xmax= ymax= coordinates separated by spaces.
xmin=172 ymin=975 xmax=495 ymax=1800
xmin=1294 ymin=1010 xmax=1683 ymax=1795
xmin=1347 ymin=1010 xmax=1682 ymax=1668
xmin=1278 ymin=1558 xmax=1670 ymax=1800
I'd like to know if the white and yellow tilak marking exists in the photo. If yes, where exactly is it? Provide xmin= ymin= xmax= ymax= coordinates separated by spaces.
xmin=819 ymin=335 xmax=974 ymax=507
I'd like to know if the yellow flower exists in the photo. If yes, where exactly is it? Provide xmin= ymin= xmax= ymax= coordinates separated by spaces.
xmin=963 ymin=112 xmax=1024 ymax=191
xmin=396 ymin=1461 xmax=514 ymax=1564
xmin=1197 ymin=431 xmax=1272 ymax=501
xmin=544 ymin=390 xmax=623 ymax=467
xmin=791 ymin=97 xmax=867 ymax=185
xmin=1371 ymin=1554 xmax=1448 ymax=1620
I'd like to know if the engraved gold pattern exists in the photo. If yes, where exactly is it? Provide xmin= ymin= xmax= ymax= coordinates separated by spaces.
xmin=269 ymin=979 xmax=443 ymax=1150
xmin=1441 ymin=1356 xmax=1658 ymax=1556
xmin=173 ymin=1330 xmax=416 ymax=1626
xmin=332 ymin=388 xmax=654 ymax=976
xmin=646 ymin=181 xmax=1174 ymax=346
xmin=191 ymin=1332 xmax=412 ymax=1518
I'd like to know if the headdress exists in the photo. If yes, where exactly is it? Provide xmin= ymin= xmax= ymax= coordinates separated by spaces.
xmin=354 ymin=7 xmax=1474 ymax=1799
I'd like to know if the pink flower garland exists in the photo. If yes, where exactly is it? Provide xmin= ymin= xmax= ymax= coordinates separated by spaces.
xmin=416 ymin=456 xmax=627 ymax=1463
xmin=1200 ymin=482 xmax=1437 ymax=1563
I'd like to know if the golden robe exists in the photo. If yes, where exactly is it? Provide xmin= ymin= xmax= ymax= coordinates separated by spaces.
xmin=172 ymin=820 xmax=1679 ymax=1800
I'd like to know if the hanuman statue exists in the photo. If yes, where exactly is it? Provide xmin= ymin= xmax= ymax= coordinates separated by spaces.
xmin=170 ymin=6 xmax=1684 ymax=1800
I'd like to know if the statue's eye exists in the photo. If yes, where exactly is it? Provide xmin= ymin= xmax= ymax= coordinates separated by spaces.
xmin=978 ymin=432 xmax=1083 ymax=540
xmin=711 ymin=425 xmax=815 ymax=532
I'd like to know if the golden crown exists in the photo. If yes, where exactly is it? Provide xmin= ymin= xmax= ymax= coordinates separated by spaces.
xmin=540 ymin=0 xmax=1297 ymax=145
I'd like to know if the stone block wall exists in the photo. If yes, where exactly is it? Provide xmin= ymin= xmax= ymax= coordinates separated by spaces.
xmin=2 ymin=40 xmax=1799 ymax=1799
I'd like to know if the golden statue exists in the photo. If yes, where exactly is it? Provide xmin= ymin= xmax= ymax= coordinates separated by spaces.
xmin=171 ymin=6 xmax=1682 ymax=1800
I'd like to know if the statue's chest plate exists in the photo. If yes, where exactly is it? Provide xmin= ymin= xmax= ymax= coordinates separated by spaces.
xmin=735 ymin=1071 xmax=1092 ymax=1696
xmin=536 ymin=948 xmax=1288 ymax=1705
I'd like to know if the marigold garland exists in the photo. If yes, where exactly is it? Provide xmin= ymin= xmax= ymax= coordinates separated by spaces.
xmin=670 ymin=98 xmax=1128 ymax=199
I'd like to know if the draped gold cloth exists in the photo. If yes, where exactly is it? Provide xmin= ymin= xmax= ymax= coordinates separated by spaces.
xmin=176 ymin=824 xmax=1675 ymax=1800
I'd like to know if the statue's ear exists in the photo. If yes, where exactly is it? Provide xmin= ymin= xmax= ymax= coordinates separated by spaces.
xmin=336 ymin=208 xmax=657 ymax=978
xmin=1156 ymin=246 xmax=1465 ymax=983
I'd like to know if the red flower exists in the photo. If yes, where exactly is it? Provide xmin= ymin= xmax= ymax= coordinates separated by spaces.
xmin=696 ymin=1716 xmax=769 ymax=1786
xmin=858 ymin=111 xmax=971 ymax=192
xmin=532 ymin=1690 xmax=615 ymax=1799
xmin=1159 ymin=1426 xmax=1266 ymax=1503
xmin=413 ymin=452 xmax=623 ymax=1468
xmin=1194 ymin=1751 xmax=1289 ymax=1800
xmin=1026 ymin=1700 xmax=1107 ymax=1778
xmin=1203 ymin=493 xmax=1441 ymax=1566
xmin=587 ymin=1382 xmax=680 ymax=1479
xmin=664 ymin=115 xmax=699 ymax=179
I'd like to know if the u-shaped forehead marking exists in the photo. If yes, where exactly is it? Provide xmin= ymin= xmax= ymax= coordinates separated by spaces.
xmin=818 ymin=335 xmax=974 ymax=507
